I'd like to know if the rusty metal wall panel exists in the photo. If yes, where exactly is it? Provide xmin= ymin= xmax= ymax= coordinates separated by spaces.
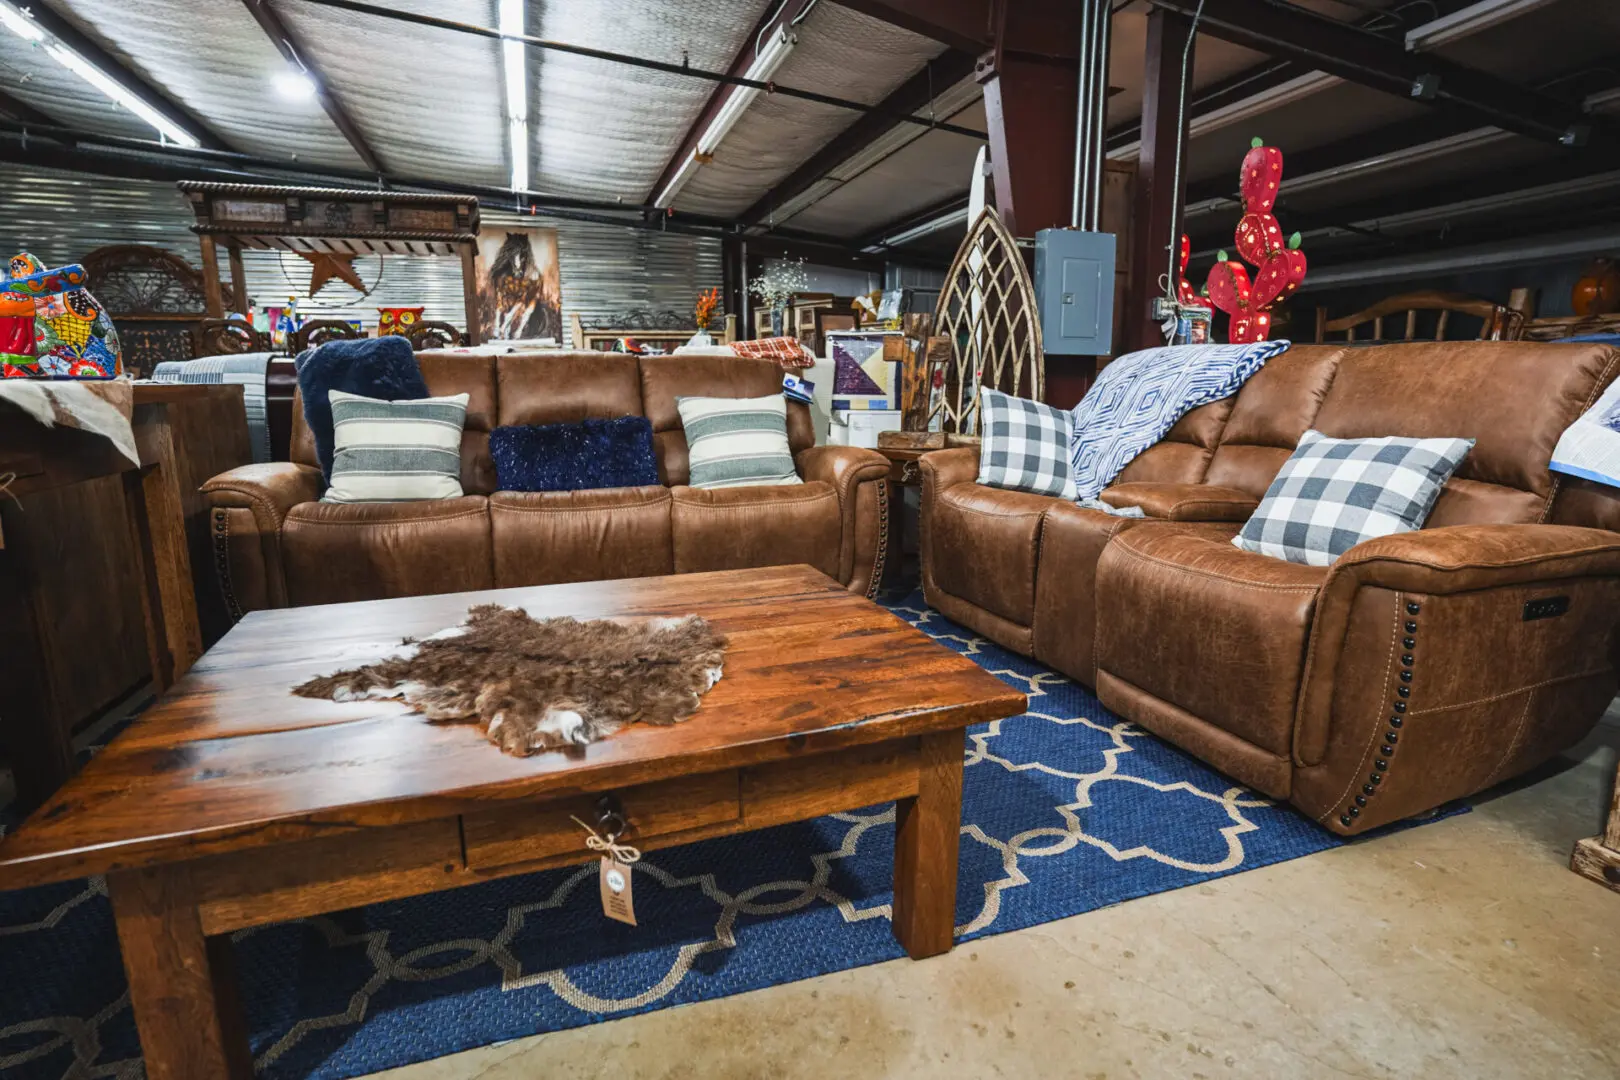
xmin=0 ymin=167 xmax=722 ymax=344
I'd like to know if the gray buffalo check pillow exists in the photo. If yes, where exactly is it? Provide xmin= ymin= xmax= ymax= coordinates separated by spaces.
xmin=1233 ymin=429 xmax=1474 ymax=566
xmin=976 ymin=388 xmax=1078 ymax=499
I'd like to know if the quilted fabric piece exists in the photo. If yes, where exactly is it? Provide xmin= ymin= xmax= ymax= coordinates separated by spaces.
xmin=1233 ymin=429 xmax=1474 ymax=566
xmin=729 ymin=336 xmax=816 ymax=369
xmin=1069 ymin=340 xmax=1289 ymax=499
xmin=976 ymin=388 xmax=1078 ymax=499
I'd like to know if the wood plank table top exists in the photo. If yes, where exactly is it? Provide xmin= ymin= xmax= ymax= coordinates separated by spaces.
xmin=0 ymin=565 xmax=1025 ymax=891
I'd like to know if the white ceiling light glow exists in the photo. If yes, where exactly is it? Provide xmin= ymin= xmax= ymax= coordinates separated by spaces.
xmin=0 ymin=0 xmax=199 ymax=147
xmin=499 ymin=0 xmax=529 ymax=193
xmin=654 ymin=26 xmax=798 ymax=209
xmin=273 ymin=69 xmax=318 ymax=101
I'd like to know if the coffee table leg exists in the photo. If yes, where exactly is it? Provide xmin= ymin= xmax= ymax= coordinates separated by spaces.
xmin=892 ymin=727 xmax=965 ymax=959
xmin=108 ymin=866 xmax=254 ymax=1080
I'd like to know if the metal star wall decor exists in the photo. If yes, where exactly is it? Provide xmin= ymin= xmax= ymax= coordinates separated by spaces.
xmin=297 ymin=252 xmax=366 ymax=296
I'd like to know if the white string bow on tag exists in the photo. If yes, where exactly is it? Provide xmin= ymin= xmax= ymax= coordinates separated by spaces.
xmin=570 ymin=815 xmax=641 ymax=865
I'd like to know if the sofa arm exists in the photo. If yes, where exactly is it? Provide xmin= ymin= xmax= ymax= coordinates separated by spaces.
xmin=1100 ymin=482 xmax=1259 ymax=522
xmin=1292 ymin=524 xmax=1620 ymax=835
xmin=201 ymin=462 xmax=322 ymax=616
xmin=795 ymin=445 xmax=891 ymax=596
xmin=918 ymin=446 xmax=979 ymax=495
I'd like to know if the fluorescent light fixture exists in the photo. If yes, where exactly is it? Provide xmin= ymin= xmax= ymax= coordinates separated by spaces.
xmin=273 ymin=70 xmax=317 ymax=101
xmin=0 ymin=0 xmax=199 ymax=147
xmin=654 ymin=26 xmax=798 ymax=209
xmin=0 ymin=2 xmax=42 ymax=41
xmin=864 ymin=207 xmax=969 ymax=252
xmin=1405 ymin=0 xmax=1558 ymax=52
xmin=499 ymin=0 xmax=529 ymax=191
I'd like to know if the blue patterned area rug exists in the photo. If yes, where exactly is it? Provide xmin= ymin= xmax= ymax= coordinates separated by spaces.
xmin=1 ymin=589 xmax=1421 ymax=1079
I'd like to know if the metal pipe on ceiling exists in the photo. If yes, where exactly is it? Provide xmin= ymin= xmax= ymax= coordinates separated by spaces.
xmin=275 ymin=0 xmax=987 ymax=141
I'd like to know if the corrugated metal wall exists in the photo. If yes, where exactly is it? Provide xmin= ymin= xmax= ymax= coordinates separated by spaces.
xmin=0 ymin=165 xmax=723 ymax=344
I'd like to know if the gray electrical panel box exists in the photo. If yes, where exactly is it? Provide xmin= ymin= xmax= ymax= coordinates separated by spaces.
xmin=1033 ymin=228 xmax=1116 ymax=357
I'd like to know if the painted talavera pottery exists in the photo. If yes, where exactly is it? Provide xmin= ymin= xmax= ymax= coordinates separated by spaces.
xmin=2 ymin=252 xmax=123 ymax=379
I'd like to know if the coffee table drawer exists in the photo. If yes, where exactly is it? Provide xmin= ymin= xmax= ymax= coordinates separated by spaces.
xmin=462 ymin=769 xmax=741 ymax=871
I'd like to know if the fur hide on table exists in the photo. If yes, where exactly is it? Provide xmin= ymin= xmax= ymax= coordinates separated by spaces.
xmin=293 ymin=605 xmax=728 ymax=756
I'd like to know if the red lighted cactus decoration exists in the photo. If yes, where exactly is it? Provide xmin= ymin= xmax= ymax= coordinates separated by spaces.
xmin=1175 ymin=234 xmax=1212 ymax=313
xmin=1203 ymin=138 xmax=1307 ymax=343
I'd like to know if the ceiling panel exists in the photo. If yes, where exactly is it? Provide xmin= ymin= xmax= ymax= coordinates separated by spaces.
xmin=0 ymin=22 xmax=153 ymax=140
xmin=276 ymin=0 xmax=508 ymax=188
xmin=531 ymin=0 xmax=772 ymax=203
xmin=53 ymin=0 xmax=363 ymax=169
xmin=674 ymin=0 xmax=946 ymax=218
xmin=785 ymin=125 xmax=980 ymax=239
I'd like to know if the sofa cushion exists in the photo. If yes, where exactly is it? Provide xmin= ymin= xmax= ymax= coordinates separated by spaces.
xmin=1099 ymin=482 xmax=1259 ymax=521
xmin=295 ymin=336 xmax=428 ymax=479
xmin=491 ymin=487 xmax=673 ymax=588
xmin=1311 ymin=341 xmax=1620 ymax=524
xmin=670 ymin=482 xmax=841 ymax=578
xmin=280 ymin=496 xmax=493 ymax=606
xmin=641 ymin=355 xmax=813 ymax=484
xmin=976 ymin=388 xmax=1078 ymax=499
xmin=1233 ymin=430 xmax=1474 ymax=566
xmin=495 ymin=352 xmax=643 ymax=427
xmin=489 ymin=416 xmax=658 ymax=493
xmin=1070 ymin=340 xmax=1289 ymax=498
xmin=322 ymin=390 xmax=469 ymax=504
xmin=927 ymin=482 xmax=1053 ymax=626
xmin=676 ymin=393 xmax=802 ymax=488
xmin=1032 ymin=501 xmax=1144 ymax=685
xmin=1205 ymin=344 xmax=1347 ymax=497
xmin=1096 ymin=522 xmax=1325 ymax=757
xmin=418 ymin=351 xmax=499 ymax=494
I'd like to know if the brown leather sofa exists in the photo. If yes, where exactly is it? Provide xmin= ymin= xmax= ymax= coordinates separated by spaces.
xmin=203 ymin=351 xmax=890 ymax=614
xmin=921 ymin=341 xmax=1620 ymax=835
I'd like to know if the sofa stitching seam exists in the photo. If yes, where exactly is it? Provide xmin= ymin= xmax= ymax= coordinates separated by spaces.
xmin=1481 ymin=687 xmax=1538 ymax=789
xmin=1316 ymin=589 xmax=1401 ymax=824
xmin=1110 ymin=543 xmax=1320 ymax=592
xmin=286 ymin=509 xmax=488 ymax=529
xmin=1409 ymin=666 xmax=1612 ymax=717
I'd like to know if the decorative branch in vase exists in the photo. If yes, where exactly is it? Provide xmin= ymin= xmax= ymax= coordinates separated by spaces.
xmin=750 ymin=259 xmax=809 ymax=336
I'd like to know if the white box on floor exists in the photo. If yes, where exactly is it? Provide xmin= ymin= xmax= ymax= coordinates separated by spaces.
xmin=829 ymin=408 xmax=902 ymax=449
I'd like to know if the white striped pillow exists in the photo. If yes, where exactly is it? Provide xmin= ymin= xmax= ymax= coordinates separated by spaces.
xmin=676 ymin=393 xmax=803 ymax=489
xmin=321 ymin=389 xmax=469 ymax=503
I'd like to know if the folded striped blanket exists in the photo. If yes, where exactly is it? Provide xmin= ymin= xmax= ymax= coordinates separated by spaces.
xmin=149 ymin=353 xmax=274 ymax=463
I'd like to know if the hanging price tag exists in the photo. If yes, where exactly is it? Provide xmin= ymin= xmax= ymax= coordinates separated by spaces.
xmin=573 ymin=813 xmax=641 ymax=927
xmin=598 ymin=857 xmax=637 ymax=926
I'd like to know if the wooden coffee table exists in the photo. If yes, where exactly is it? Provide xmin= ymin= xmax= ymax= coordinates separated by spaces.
xmin=0 ymin=565 xmax=1024 ymax=1080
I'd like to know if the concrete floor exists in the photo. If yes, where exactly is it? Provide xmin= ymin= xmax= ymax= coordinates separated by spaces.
xmin=367 ymin=717 xmax=1620 ymax=1080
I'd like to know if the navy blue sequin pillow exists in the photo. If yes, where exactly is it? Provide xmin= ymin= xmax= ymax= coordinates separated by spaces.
xmin=490 ymin=416 xmax=660 ymax=492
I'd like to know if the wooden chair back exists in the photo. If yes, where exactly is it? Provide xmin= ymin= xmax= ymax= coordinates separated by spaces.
xmin=1315 ymin=290 xmax=1523 ymax=343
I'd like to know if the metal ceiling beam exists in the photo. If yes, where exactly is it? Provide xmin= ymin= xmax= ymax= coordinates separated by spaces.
xmin=828 ymin=0 xmax=990 ymax=53
xmin=738 ymin=48 xmax=980 ymax=228
xmin=19 ymin=0 xmax=233 ymax=152
xmin=854 ymin=191 xmax=970 ymax=250
xmin=242 ymin=0 xmax=383 ymax=174
xmin=1149 ymin=0 xmax=1603 ymax=146
xmin=646 ymin=0 xmax=818 ymax=211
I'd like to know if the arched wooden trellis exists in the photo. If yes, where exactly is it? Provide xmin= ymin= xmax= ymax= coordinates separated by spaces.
xmin=926 ymin=208 xmax=1044 ymax=437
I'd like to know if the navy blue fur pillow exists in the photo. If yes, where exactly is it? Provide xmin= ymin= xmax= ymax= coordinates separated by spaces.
xmin=296 ymin=336 xmax=429 ymax=479
xmin=490 ymin=416 xmax=660 ymax=492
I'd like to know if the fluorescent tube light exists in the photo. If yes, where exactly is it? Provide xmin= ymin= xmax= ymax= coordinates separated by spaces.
xmin=1405 ymin=0 xmax=1559 ymax=52
xmin=0 ymin=0 xmax=199 ymax=147
xmin=0 ymin=2 xmax=42 ymax=41
xmin=499 ymin=0 xmax=529 ymax=191
xmin=654 ymin=26 xmax=798 ymax=209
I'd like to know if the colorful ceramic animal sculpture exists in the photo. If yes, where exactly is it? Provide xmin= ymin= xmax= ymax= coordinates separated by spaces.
xmin=1203 ymin=139 xmax=1308 ymax=344
xmin=1 ymin=252 xmax=123 ymax=379
xmin=377 ymin=306 xmax=425 ymax=337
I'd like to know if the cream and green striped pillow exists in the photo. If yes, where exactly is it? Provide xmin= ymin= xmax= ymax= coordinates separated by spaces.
xmin=321 ymin=389 xmax=469 ymax=503
xmin=676 ymin=393 xmax=802 ymax=489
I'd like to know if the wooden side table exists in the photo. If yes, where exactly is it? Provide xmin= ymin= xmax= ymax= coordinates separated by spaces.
xmin=0 ymin=397 xmax=202 ymax=813
xmin=1572 ymin=758 xmax=1620 ymax=892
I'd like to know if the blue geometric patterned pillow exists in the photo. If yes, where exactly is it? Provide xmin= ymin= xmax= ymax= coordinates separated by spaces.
xmin=1069 ymin=340 xmax=1289 ymax=500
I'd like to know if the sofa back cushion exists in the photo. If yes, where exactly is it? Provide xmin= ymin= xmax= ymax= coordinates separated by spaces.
xmin=1310 ymin=342 xmax=1620 ymax=526
xmin=290 ymin=351 xmax=499 ymax=494
xmin=639 ymin=355 xmax=813 ymax=485
xmin=495 ymin=352 xmax=644 ymax=428
xmin=1111 ymin=399 xmax=1232 ymax=485
xmin=1205 ymin=344 xmax=1346 ymax=498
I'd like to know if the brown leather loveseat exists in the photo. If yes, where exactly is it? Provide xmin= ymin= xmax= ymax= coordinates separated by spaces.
xmin=204 ymin=351 xmax=890 ymax=613
xmin=921 ymin=341 xmax=1620 ymax=835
